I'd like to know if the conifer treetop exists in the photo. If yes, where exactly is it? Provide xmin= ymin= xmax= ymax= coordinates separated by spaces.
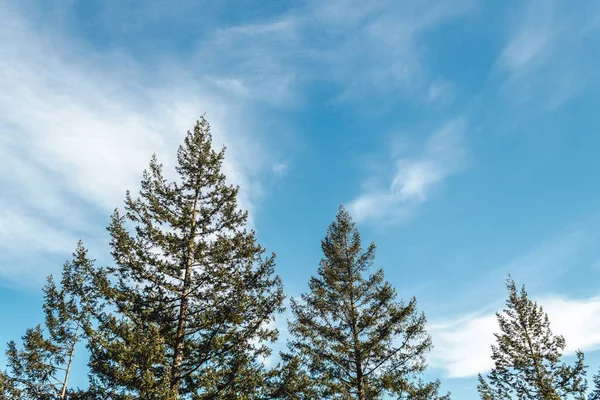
xmin=84 ymin=116 xmax=284 ymax=399
xmin=2 ymin=241 xmax=92 ymax=400
xmin=478 ymin=278 xmax=587 ymax=400
xmin=286 ymin=205 xmax=448 ymax=400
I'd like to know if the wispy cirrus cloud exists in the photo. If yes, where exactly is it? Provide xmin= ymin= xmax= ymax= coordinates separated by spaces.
xmin=0 ymin=0 xmax=478 ymax=286
xmin=498 ymin=0 xmax=600 ymax=108
xmin=0 ymin=3 xmax=281 ymax=286
xmin=197 ymin=0 xmax=475 ymax=105
xmin=348 ymin=119 xmax=467 ymax=224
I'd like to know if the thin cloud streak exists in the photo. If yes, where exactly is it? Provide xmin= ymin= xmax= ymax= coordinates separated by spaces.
xmin=498 ymin=0 xmax=600 ymax=108
xmin=435 ymin=224 xmax=597 ymax=317
xmin=348 ymin=119 xmax=467 ymax=225
xmin=196 ymin=0 xmax=475 ymax=105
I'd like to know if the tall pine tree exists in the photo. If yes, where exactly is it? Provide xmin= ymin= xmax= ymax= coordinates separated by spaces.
xmin=285 ymin=206 xmax=448 ymax=400
xmin=478 ymin=278 xmax=587 ymax=400
xmin=84 ymin=117 xmax=284 ymax=399
xmin=1 ymin=242 xmax=92 ymax=399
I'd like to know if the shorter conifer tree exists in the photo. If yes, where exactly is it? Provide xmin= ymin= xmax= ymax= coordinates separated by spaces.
xmin=2 ymin=242 xmax=92 ymax=399
xmin=478 ymin=278 xmax=587 ymax=400
xmin=285 ymin=206 xmax=449 ymax=400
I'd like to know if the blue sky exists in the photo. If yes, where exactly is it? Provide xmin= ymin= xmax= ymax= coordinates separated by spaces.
xmin=1 ymin=0 xmax=600 ymax=398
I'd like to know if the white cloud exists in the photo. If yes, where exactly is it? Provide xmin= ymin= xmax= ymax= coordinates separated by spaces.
xmin=197 ymin=0 xmax=474 ymax=105
xmin=430 ymin=295 xmax=600 ymax=378
xmin=0 ymin=4 xmax=279 ymax=286
xmin=414 ymin=220 xmax=600 ymax=379
xmin=498 ymin=0 xmax=600 ymax=108
xmin=429 ymin=312 xmax=497 ymax=378
xmin=311 ymin=0 xmax=474 ymax=102
xmin=197 ymin=18 xmax=302 ymax=106
xmin=499 ymin=0 xmax=555 ymax=73
xmin=0 ymin=0 xmax=474 ymax=285
xmin=501 ymin=28 xmax=550 ymax=71
xmin=348 ymin=119 xmax=467 ymax=224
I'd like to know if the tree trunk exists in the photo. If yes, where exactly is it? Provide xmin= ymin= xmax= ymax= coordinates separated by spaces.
xmin=60 ymin=327 xmax=78 ymax=399
xmin=356 ymin=367 xmax=365 ymax=400
xmin=171 ymin=190 xmax=200 ymax=397
xmin=345 ymin=234 xmax=365 ymax=400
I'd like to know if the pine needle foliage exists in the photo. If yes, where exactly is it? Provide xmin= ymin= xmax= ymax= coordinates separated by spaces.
xmin=286 ymin=206 xmax=448 ymax=400
xmin=84 ymin=117 xmax=285 ymax=399
xmin=478 ymin=279 xmax=587 ymax=400
xmin=588 ymin=370 xmax=600 ymax=400
xmin=2 ymin=242 xmax=92 ymax=399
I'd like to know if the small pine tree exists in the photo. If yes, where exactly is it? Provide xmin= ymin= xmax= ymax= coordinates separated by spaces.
xmin=84 ymin=117 xmax=285 ymax=399
xmin=478 ymin=278 xmax=587 ymax=400
xmin=285 ymin=206 xmax=448 ymax=400
xmin=2 ymin=242 xmax=92 ymax=399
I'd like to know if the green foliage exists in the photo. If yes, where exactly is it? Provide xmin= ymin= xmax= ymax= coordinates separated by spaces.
xmin=478 ymin=279 xmax=587 ymax=400
xmin=0 ymin=369 xmax=23 ymax=399
xmin=83 ymin=117 xmax=285 ymax=399
xmin=0 ymin=116 xmax=465 ymax=399
xmin=2 ymin=242 xmax=91 ymax=399
xmin=267 ymin=354 xmax=320 ymax=400
xmin=285 ymin=206 xmax=448 ymax=400
xmin=588 ymin=369 xmax=600 ymax=400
